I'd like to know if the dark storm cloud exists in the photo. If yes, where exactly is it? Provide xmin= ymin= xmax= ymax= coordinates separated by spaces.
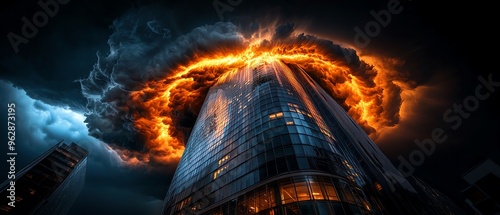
xmin=273 ymin=22 xmax=295 ymax=40
xmin=80 ymin=10 xmax=246 ymax=151
xmin=0 ymin=81 xmax=172 ymax=214
xmin=0 ymin=0 xmax=165 ymax=111
xmin=0 ymin=81 xmax=109 ymax=172
xmin=81 ymin=8 xmax=412 ymax=160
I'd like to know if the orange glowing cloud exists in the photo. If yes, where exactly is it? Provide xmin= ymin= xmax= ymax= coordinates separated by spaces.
xmin=79 ymin=20 xmax=422 ymax=167
xmin=113 ymin=25 xmax=419 ymax=167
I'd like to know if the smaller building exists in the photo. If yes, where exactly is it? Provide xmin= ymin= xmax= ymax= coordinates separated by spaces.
xmin=0 ymin=141 xmax=88 ymax=215
xmin=461 ymin=159 xmax=500 ymax=215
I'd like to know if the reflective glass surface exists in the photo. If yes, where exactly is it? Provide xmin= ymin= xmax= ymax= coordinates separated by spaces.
xmin=162 ymin=60 xmax=413 ymax=215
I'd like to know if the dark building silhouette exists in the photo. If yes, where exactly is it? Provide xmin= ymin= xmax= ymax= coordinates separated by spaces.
xmin=0 ymin=141 xmax=88 ymax=215
xmin=461 ymin=159 xmax=500 ymax=215
xmin=409 ymin=176 xmax=465 ymax=214
xmin=162 ymin=59 xmax=463 ymax=214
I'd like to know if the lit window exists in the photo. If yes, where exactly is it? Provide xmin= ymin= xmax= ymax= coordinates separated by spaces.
xmin=268 ymin=187 xmax=276 ymax=207
xmin=324 ymin=183 xmax=339 ymax=201
xmin=255 ymin=189 xmax=270 ymax=212
xmin=343 ymin=160 xmax=353 ymax=170
xmin=269 ymin=112 xmax=283 ymax=119
xmin=280 ymin=183 xmax=297 ymax=204
xmin=295 ymin=181 xmax=311 ymax=201
xmin=218 ymin=155 xmax=230 ymax=165
xmin=286 ymin=121 xmax=294 ymax=125
xmin=247 ymin=193 xmax=257 ymax=213
xmin=308 ymin=181 xmax=325 ymax=200
xmin=213 ymin=165 xmax=228 ymax=179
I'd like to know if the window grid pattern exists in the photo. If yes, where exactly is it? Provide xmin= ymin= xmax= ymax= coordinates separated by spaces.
xmin=204 ymin=175 xmax=373 ymax=215
xmin=163 ymin=61 xmax=385 ymax=214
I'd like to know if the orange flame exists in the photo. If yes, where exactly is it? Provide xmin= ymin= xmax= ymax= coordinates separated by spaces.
xmin=119 ymin=30 xmax=415 ymax=166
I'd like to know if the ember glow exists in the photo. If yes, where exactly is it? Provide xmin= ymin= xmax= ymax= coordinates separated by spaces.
xmin=119 ymin=25 xmax=417 ymax=166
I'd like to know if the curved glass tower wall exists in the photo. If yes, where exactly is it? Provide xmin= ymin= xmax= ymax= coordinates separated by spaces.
xmin=162 ymin=59 xmax=418 ymax=215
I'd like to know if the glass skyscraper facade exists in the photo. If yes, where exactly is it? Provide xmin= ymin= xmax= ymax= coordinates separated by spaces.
xmin=162 ymin=59 xmax=452 ymax=214
xmin=0 ymin=141 xmax=88 ymax=215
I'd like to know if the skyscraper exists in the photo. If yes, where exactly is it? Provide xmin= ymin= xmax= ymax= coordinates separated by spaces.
xmin=0 ymin=141 xmax=88 ymax=215
xmin=162 ymin=59 xmax=457 ymax=214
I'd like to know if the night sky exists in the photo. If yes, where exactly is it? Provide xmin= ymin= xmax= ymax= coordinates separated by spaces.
xmin=1 ymin=0 xmax=499 ymax=214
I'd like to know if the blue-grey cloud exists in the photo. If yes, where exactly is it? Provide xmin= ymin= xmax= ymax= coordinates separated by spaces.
xmin=79 ymin=10 xmax=246 ymax=154
xmin=0 ymin=81 xmax=171 ymax=214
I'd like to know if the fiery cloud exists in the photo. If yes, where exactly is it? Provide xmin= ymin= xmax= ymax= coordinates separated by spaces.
xmin=81 ymin=18 xmax=417 ymax=166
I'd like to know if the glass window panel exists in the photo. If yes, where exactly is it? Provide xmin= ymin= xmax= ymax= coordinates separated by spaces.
xmin=258 ymin=165 xmax=268 ymax=179
xmin=280 ymin=135 xmax=292 ymax=146
xmin=287 ymin=157 xmax=299 ymax=171
xmin=331 ymin=202 xmax=345 ymax=215
xmin=309 ymin=180 xmax=325 ymax=200
xmin=293 ymin=118 xmax=302 ymax=126
xmin=276 ymin=158 xmax=288 ymax=174
xmin=316 ymin=201 xmax=332 ymax=215
xmin=290 ymin=134 xmax=300 ymax=143
xmin=260 ymin=140 xmax=273 ymax=151
xmin=255 ymin=188 xmax=269 ymax=212
xmin=268 ymin=185 xmax=276 ymax=207
xmin=297 ymin=157 xmax=309 ymax=169
xmin=298 ymin=202 xmax=315 ymax=215
xmin=293 ymin=145 xmax=304 ymax=156
xmin=274 ymin=147 xmax=285 ymax=158
xmin=308 ymin=157 xmax=317 ymax=169
xmin=256 ymin=154 xmax=265 ymax=165
xmin=267 ymin=160 xmax=277 ymax=177
xmin=299 ymin=134 xmax=308 ymax=143
xmin=262 ymin=122 xmax=270 ymax=130
xmin=288 ymin=126 xmax=298 ymax=134
xmin=283 ymin=202 xmax=300 ymax=214
xmin=263 ymin=130 xmax=273 ymax=139
xmin=294 ymin=180 xmax=311 ymax=201
xmin=339 ymin=183 xmax=355 ymax=203
xmin=275 ymin=126 xmax=288 ymax=136
xmin=265 ymin=150 xmax=275 ymax=162
xmin=272 ymin=137 xmax=283 ymax=148
xmin=297 ymin=126 xmax=305 ymax=134
xmin=246 ymin=191 xmax=257 ymax=214
xmin=303 ymin=145 xmax=315 ymax=156
xmin=323 ymin=182 xmax=339 ymax=201
xmin=283 ymin=145 xmax=294 ymax=156
xmin=280 ymin=183 xmax=297 ymax=204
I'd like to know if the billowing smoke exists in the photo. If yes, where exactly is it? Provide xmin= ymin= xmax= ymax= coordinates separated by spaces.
xmin=80 ymin=13 xmax=415 ymax=166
